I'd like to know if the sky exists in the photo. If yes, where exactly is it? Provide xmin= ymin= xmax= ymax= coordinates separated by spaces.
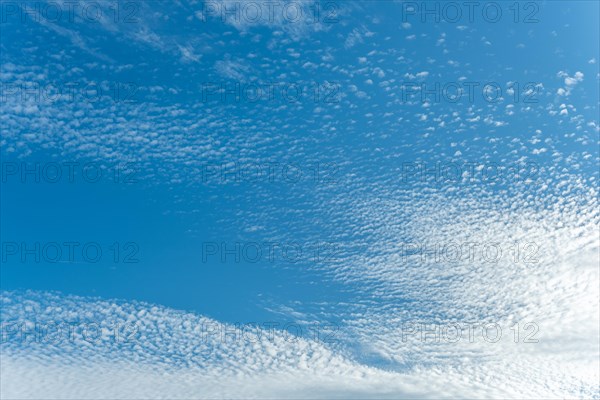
xmin=0 ymin=0 xmax=599 ymax=398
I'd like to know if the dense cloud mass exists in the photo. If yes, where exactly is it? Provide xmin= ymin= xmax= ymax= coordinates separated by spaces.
xmin=1 ymin=287 xmax=598 ymax=399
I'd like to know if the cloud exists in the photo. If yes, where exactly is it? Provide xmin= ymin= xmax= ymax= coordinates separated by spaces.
xmin=2 ymin=288 xmax=598 ymax=399
xmin=557 ymin=71 xmax=584 ymax=96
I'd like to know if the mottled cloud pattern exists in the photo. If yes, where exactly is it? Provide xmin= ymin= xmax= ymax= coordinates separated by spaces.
xmin=1 ymin=0 xmax=599 ymax=398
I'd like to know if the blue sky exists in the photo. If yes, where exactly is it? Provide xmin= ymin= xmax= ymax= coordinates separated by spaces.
xmin=1 ymin=1 xmax=599 ymax=398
